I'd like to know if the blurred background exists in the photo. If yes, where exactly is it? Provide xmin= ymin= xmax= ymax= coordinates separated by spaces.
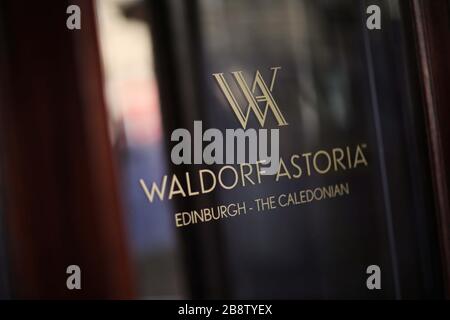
xmin=0 ymin=0 xmax=449 ymax=299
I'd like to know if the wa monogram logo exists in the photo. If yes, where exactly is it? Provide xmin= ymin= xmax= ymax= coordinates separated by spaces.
xmin=213 ymin=67 xmax=288 ymax=129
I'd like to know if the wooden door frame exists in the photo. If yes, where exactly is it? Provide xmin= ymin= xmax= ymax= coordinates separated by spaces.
xmin=410 ymin=0 xmax=450 ymax=297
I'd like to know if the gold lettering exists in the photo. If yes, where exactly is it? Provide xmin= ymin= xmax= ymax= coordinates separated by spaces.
xmin=140 ymin=176 xmax=167 ymax=203
xmin=168 ymin=174 xmax=186 ymax=199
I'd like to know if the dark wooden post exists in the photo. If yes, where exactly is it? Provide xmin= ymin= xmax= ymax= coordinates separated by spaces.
xmin=410 ymin=0 xmax=450 ymax=297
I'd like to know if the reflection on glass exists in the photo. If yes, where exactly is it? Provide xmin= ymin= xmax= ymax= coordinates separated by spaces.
xmin=96 ymin=0 xmax=184 ymax=299
xmin=96 ymin=0 xmax=443 ymax=299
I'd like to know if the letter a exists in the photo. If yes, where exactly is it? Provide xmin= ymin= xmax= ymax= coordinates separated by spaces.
xmin=366 ymin=265 xmax=381 ymax=290
xmin=66 ymin=265 xmax=81 ymax=290
xmin=366 ymin=5 xmax=381 ymax=30
xmin=66 ymin=5 xmax=81 ymax=30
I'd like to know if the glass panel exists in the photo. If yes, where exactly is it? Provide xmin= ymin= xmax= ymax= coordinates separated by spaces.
xmin=145 ymin=0 xmax=442 ymax=299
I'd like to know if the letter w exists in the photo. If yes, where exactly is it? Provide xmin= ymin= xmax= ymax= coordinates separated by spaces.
xmin=140 ymin=177 xmax=167 ymax=202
